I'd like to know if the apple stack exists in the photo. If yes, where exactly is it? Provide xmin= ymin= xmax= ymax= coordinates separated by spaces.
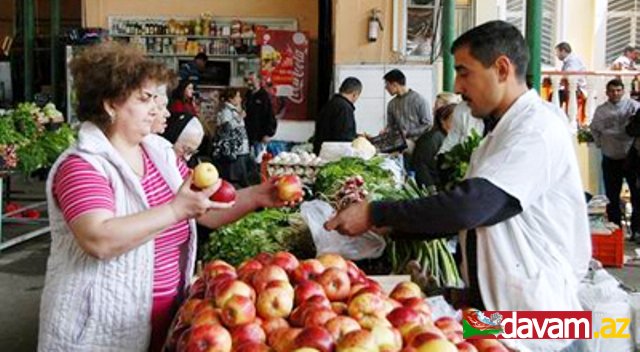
xmin=165 ymin=252 xmax=508 ymax=352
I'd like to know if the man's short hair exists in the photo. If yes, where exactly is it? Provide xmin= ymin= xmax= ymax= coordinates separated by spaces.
xmin=383 ymin=69 xmax=406 ymax=86
xmin=606 ymin=78 xmax=624 ymax=90
xmin=195 ymin=52 xmax=208 ymax=62
xmin=555 ymin=42 xmax=572 ymax=53
xmin=451 ymin=20 xmax=529 ymax=82
xmin=339 ymin=77 xmax=363 ymax=95
xmin=624 ymin=46 xmax=637 ymax=54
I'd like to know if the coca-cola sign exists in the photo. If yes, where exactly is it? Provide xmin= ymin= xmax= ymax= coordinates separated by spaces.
xmin=257 ymin=30 xmax=310 ymax=120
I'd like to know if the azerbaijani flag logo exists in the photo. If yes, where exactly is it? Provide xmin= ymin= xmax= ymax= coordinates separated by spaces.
xmin=463 ymin=309 xmax=504 ymax=339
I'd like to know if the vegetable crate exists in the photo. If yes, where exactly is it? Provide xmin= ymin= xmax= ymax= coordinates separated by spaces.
xmin=591 ymin=228 xmax=624 ymax=268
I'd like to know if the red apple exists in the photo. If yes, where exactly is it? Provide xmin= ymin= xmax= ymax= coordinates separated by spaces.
xmin=294 ymin=280 xmax=327 ymax=306
xmin=206 ymin=272 xmax=238 ymax=299
xmin=336 ymin=329 xmax=377 ymax=351
xmin=435 ymin=316 xmax=463 ymax=335
xmin=330 ymin=302 xmax=348 ymax=315
xmin=191 ymin=300 xmax=221 ymax=327
xmin=303 ymin=307 xmax=337 ymax=327
xmin=181 ymin=323 xmax=232 ymax=352
xmin=290 ymin=302 xmax=327 ymax=327
xmin=445 ymin=331 xmax=464 ymax=344
xmin=214 ymin=280 xmax=256 ymax=308
xmin=203 ymin=262 xmax=236 ymax=282
xmin=252 ymin=265 xmax=289 ymax=293
xmin=233 ymin=341 xmax=272 ymax=352
xmin=317 ymin=268 xmax=351 ymax=302
xmin=192 ymin=162 xmax=220 ymax=189
xmin=317 ymin=253 xmax=348 ymax=271
xmin=167 ymin=324 xmax=190 ymax=352
xmin=230 ymin=322 xmax=266 ymax=346
xmin=211 ymin=180 xmax=236 ymax=203
xmin=292 ymin=326 xmax=335 ymax=352
xmin=390 ymin=281 xmax=423 ymax=302
xmin=255 ymin=252 xmax=274 ymax=265
xmin=304 ymin=294 xmax=331 ymax=308
xmin=357 ymin=316 xmax=392 ymax=330
xmin=220 ymin=295 xmax=256 ymax=328
xmin=347 ymin=292 xmax=387 ymax=320
xmin=178 ymin=298 xmax=204 ymax=326
xmin=371 ymin=325 xmax=403 ymax=352
xmin=291 ymin=259 xmax=325 ymax=284
xmin=189 ymin=277 xmax=207 ymax=299
xmin=455 ymin=341 xmax=479 ymax=352
xmin=410 ymin=333 xmax=456 ymax=352
xmin=268 ymin=327 xmax=302 ymax=352
xmin=261 ymin=317 xmax=290 ymax=336
xmin=237 ymin=260 xmax=263 ymax=284
xmin=276 ymin=174 xmax=303 ymax=202
xmin=387 ymin=307 xmax=427 ymax=329
xmin=271 ymin=251 xmax=300 ymax=274
xmin=256 ymin=284 xmax=294 ymax=319
xmin=400 ymin=297 xmax=432 ymax=318
xmin=325 ymin=316 xmax=361 ymax=341
xmin=345 ymin=260 xmax=366 ymax=283
xmin=402 ymin=325 xmax=444 ymax=346
xmin=348 ymin=283 xmax=383 ymax=301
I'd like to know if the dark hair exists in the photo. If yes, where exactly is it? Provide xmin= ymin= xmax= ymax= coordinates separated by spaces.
xmin=221 ymin=87 xmax=241 ymax=102
xmin=383 ymin=69 xmax=406 ymax=85
xmin=555 ymin=42 xmax=572 ymax=53
xmin=624 ymin=46 xmax=637 ymax=54
xmin=339 ymin=77 xmax=363 ymax=95
xmin=451 ymin=20 xmax=529 ymax=82
xmin=172 ymin=79 xmax=195 ymax=101
xmin=606 ymin=78 xmax=624 ymax=90
xmin=70 ymin=41 xmax=163 ymax=130
xmin=434 ymin=103 xmax=456 ymax=132
xmin=195 ymin=52 xmax=208 ymax=62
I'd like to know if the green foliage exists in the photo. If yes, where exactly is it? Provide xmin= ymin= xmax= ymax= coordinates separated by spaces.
xmin=314 ymin=157 xmax=396 ymax=199
xmin=439 ymin=129 xmax=483 ymax=190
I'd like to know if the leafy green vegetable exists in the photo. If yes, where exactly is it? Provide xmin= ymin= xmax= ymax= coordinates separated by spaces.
xmin=204 ymin=208 xmax=315 ymax=266
xmin=439 ymin=129 xmax=482 ymax=190
xmin=314 ymin=157 xmax=396 ymax=200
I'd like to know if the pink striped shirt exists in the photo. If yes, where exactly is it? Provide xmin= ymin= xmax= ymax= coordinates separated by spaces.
xmin=53 ymin=150 xmax=191 ymax=299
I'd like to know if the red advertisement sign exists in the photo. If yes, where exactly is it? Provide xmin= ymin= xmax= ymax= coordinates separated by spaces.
xmin=257 ymin=29 xmax=310 ymax=120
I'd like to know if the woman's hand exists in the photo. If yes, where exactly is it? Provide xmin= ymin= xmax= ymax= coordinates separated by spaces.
xmin=171 ymin=177 xmax=233 ymax=221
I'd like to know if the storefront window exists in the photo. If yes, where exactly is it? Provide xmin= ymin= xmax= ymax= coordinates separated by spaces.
xmin=404 ymin=0 xmax=474 ymax=62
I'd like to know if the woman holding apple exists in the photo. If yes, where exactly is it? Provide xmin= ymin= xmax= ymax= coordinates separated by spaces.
xmin=39 ymin=42 xmax=294 ymax=352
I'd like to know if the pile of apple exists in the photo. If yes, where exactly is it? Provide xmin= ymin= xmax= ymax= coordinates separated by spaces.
xmin=166 ymin=252 xmax=508 ymax=352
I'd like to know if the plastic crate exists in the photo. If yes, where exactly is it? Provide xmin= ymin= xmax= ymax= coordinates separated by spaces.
xmin=591 ymin=228 xmax=624 ymax=268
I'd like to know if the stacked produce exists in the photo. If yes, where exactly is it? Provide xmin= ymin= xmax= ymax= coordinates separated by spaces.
xmin=165 ymin=252 xmax=507 ymax=352
xmin=0 ymin=102 xmax=74 ymax=175
xmin=267 ymin=151 xmax=325 ymax=184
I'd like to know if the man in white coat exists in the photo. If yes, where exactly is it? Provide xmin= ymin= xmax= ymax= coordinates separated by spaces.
xmin=325 ymin=20 xmax=591 ymax=352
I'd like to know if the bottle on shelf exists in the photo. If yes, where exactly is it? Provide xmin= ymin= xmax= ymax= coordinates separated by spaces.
xmin=631 ymin=75 xmax=640 ymax=101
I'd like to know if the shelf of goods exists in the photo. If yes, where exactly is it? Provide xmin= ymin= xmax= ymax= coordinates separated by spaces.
xmin=107 ymin=15 xmax=297 ymax=74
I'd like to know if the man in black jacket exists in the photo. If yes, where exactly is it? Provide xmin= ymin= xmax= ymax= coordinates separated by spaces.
xmin=313 ymin=77 xmax=362 ymax=155
xmin=244 ymin=72 xmax=277 ymax=159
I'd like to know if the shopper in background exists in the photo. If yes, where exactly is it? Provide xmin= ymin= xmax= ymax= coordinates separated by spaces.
xmin=151 ymin=82 xmax=176 ymax=135
xmin=590 ymin=79 xmax=640 ymax=239
xmin=212 ymin=87 xmax=259 ymax=188
xmin=611 ymin=46 xmax=638 ymax=70
xmin=326 ymin=21 xmax=590 ymax=352
xmin=161 ymin=113 xmax=205 ymax=166
xmin=179 ymin=52 xmax=208 ymax=83
xmin=412 ymin=103 xmax=456 ymax=188
xmin=555 ymin=41 xmax=587 ymax=90
xmin=244 ymin=72 xmax=277 ymax=161
xmin=383 ymin=69 xmax=432 ymax=170
xmin=169 ymin=79 xmax=199 ymax=117
xmin=313 ymin=77 xmax=362 ymax=155
xmin=433 ymin=91 xmax=460 ymax=113
xmin=39 ymin=42 xmax=292 ymax=352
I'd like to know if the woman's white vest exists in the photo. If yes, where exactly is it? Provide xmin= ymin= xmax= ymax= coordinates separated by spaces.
xmin=38 ymin=122 xmax=197 ymax=351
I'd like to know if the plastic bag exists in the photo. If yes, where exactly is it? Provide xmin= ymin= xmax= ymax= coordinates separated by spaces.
xmin=300 ymin=200 xmax=386 ymax=260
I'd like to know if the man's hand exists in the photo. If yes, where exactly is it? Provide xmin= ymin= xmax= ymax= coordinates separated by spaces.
xmin=324 ymin=201 xmax=373 ymax=237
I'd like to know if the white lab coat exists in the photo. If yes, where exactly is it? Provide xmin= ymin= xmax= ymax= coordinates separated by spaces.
xmin=462 ymin=90 xmax=591 ymax=351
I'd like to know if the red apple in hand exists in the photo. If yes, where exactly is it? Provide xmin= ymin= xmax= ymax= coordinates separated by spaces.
xmin=211 ymin=180 xmax=236 ymax=203
xmin=192 ymin=162 xmax=220 ymax=189
xmin=276 ymin=174 xmax=303 ymax=202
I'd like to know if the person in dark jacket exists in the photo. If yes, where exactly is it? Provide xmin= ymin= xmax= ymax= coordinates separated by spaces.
xmin=244 ymin=72 xmax=277 ymax=160
xmin=313 ymin=77 xmax=362 ymax=155
xmin=412 ymin=103 xmax=457 ymax=187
